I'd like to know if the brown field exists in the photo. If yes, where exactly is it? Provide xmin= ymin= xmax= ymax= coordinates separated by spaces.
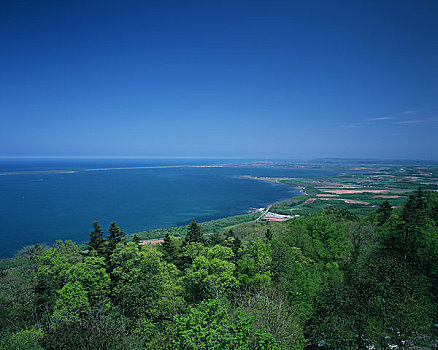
xmin=265 ymin=218 xmax=290 ymax=222
xmin=315 ymin=183 xmax=359 ymax=188
xmin=319 ymin=198 xmax=369 ymax=205
xmin=406 ymin=176 xmax=421 ymax=179
xmin=318 ymin=189 xmax=388 ymax=195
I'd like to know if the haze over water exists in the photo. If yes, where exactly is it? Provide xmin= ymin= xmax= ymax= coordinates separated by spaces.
xmin=0 ymin=158 xmax=338 ymax=258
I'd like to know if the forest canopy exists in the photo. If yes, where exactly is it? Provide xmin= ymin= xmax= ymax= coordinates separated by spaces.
xmin=1 ymin=188 xmax=437 ymax=349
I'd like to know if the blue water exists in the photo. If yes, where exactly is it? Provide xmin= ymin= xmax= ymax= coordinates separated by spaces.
xmin=0 ymin=159 xmax=337 ymax=258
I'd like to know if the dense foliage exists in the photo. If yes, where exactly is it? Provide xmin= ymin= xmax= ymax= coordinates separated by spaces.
xmin=1 ymin=188 xmax=437 ymax=349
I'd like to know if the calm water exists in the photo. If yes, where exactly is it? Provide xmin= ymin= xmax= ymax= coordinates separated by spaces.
xmin=0 ymin=159 xmax=336 ymax=258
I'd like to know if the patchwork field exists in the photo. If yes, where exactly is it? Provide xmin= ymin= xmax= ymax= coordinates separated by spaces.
xmin=244 ymin=160 xmax=438 ymax=216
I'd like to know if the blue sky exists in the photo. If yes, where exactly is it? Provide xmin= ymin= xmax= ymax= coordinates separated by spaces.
xmin=1 ymin=0 xmax=437 ymax=159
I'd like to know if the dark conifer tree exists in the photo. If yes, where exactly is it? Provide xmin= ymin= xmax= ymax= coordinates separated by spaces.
xmin=185 ymin=220 xmax=205 ymax=244
xmin=426 ymin=191 xmax=438 ymax=225
xmin=107 ymin=222 xmax=124 ymax=249
xmin=162 ymin=232 xmax=172 ymax=257
xmin=88 ymin=221 xmax=105 ymax=253
xmin=161 ymin=232 xmax=180 ymax=265
xmin=376 ymin=201 xmax=392 ymax=226
xmin=402 ymin=187 xmax=426 ymax=224
xmin=209 ymin=231 xmax=224 ymax=246
xmin=103 ymin=222 xmax=125 ymax=263
xmin=132 ymin=234 xmax=141 ymax=247
xmin=398 ymin=187 xmax=429 ymax=265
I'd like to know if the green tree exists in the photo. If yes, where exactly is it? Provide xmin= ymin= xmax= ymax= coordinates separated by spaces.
xmin=88 ymin=221 xmax=105 ymax=254
xmin=396 ymin=187 xmax=430 ymax=265
xmin=132 ymin=233 xmax=141 ymax=246
xmin=208 ymin=231 xmax=224 ymax=246
xmin=238 ymin=237 xmax=272 ymax=292
xmin=107 ymin=222 xmax=125 ymax=249
xmin=0 ymin=267 xmax=37 ymax=335
xmin=110 ymin=242 xmax=144 ymax=299
xmin=225 ymin=229 xmax=242 ymax=261
xmin=366 ymin=255 xmax=435 ymax=349
xmin=160 ymin=232 xmax=181 ymax=266
xmin=376 ymin=200 xmax=392 ymax=226
xmin=379 ymin=189 xmax=438 ymax=279
xmin=270 ymin=239 xmax=317 ymax=319
xmin=300 ymin=214 xmax=350 ymax=263
xmin=308 ymin=270 xmax=354 ymax=349
xmin=345 ymin=221 xmax=375 ymax=264
xmin=402 ymin=187 xmax=426 ymax=222
xmin=53 ymin=281 xmax=90 ymax=322
xmin=66 ymin=256 xmax=110 ymax=307
xmin=34 ymin=241 xmax=82 ymax=314
xmin=173 ymin=298 xmax=279 ymax=350
xmin=103 ymin=222 xmax=125 ymax=264
xmin=180 ymin=242 xmax=205 ymax=270
xmin=185 ymin=219 xmax=205 ymax=245
xmin=426 ymin=191 xmax=438 ymax=225
xmin=111 ymin=243 xmax=184 ymax=322
xmin=184 ymin=245 xmax=238 ymax=301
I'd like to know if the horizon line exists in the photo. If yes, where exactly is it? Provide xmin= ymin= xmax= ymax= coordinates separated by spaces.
xmin=0 ymin=155 xmax=437 ymax=162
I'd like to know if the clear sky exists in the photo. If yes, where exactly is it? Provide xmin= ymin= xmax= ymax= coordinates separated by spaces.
xmin=1 ymin=0 xmax=437 ymax=160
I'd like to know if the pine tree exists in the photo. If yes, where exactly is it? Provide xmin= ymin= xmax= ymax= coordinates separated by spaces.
xmin=161 ymin=232 xmax=180 ymax=265
xmin=88 ymin=221 xmax=105 ymax=253
xmin=132 ymin=234 xmax=141 ymax=247
xmin=209 ymin=231 xmax=224 ymax=246
xmin=103 ymin=222 xmax=125 ymax=262
xmin=185 ymin=220 xmax=205 ymax=245
xmin=376 ymin=201 xmax=392 ymax=226
xmin=402 ymin=187 xmax=426 ymax=224
xmin=107 ymin=222 xmax=124 ymax=249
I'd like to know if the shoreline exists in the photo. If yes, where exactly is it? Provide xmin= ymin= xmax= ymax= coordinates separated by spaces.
xmin=241 ymin=175 xmax=306 ymax=195
xmin=0 ymin=174 xmax=303 ymax=260
xmin=8 ymin=160 xmax=430 ymax=259
xmin=129 ymin=178 xmax=304 ymax=243
xmin=0 ymin=164 xmax=224 ymax=176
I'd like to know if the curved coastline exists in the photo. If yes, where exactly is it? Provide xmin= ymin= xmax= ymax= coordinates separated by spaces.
xmin=0 ymin=160 xmax=341 ymax=259
xmin=0 ymin=165 xmax=306 ymax=258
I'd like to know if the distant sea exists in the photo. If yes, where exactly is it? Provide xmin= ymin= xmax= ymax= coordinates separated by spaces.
xmin=0 ymin=159 xmax=337 ymax=258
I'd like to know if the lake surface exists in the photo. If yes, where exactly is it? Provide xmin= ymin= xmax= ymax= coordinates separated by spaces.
xmin=0 ymin=159 xmax=337 ymax=258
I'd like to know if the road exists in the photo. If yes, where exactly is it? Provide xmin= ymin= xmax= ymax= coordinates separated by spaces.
xmin=255 ymin=204 xmax=272 ymax=222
